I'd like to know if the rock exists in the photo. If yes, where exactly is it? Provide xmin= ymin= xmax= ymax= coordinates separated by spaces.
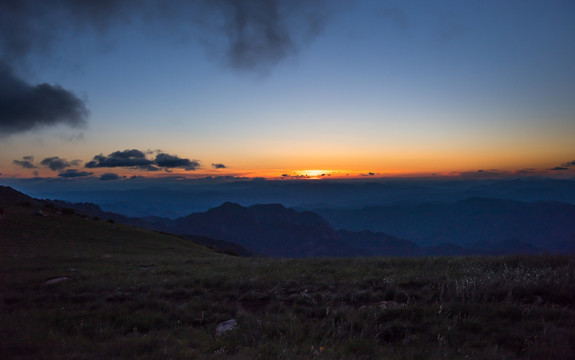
xmin=45 ymin=277 xmax=70 ymax=285
xmin=215 ymin=319 xmax=237 ymax=336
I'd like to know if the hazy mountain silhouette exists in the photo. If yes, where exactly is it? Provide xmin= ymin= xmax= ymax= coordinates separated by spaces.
xmin=167 ymin=202 xmax=546 ymax=257
xmin=0 ymin=186 xmax=559 ymax=257
xmin=25 ymin=177 xmax=575 ymax=218
xmin=317 ymin=197 xmax=575 ymax=253
xmin=171 ymin=202 xmax=361 ymax=257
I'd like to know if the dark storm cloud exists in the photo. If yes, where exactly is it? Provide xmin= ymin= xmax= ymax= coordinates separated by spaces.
xmin=58 ymin=169 xmax=93 ymax=178
xmin=85 ymin=149 xmax=154 ymax=169
xmin=41 ymin=156 xmax=73 ymax=171
xmin=0 ymin=63 xmax=88 ymax=136
xmin=212 ymin=163 xmax=227 ymax=169
xmin=13 ymin=155 xmax=36 ymax=169
xmin=155 ymin=153 xmax=199 ymax=170
xmin=100 ymin=173 xmax=122 ymax=181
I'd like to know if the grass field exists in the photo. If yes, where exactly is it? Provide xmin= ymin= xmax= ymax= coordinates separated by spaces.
xmin=1 ymin=202 xmax=574 ymax=359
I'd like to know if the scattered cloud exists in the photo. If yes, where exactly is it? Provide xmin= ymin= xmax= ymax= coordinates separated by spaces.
xmin=41 ymin=156 xmax=73 ymax=171
xmin=100 ymin=173 xmax=122 ymax=181
xmin=551 ymin=167 xmax=569 ymax=171
xmin=561 ymin=160 xmax=575 ymax=167
xmin=85 ymin=149 xmax=154 ymax=169
xmin=58 ymin=169 xmax=93 ymax=178
xmin=198 ymin=0 xmax=331 ymax=73
xmin=155 ymin=153 xmax=199 ymax=170
xmin=212 ymin=163 xmax=227 ymax=169
xmin=13 ymin=156 xmax=36 ymax=169
xmin=85 ymin=149 xmax=199 ymax=171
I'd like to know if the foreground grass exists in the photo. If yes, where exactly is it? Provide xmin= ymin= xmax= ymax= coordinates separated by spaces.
xmin=1 ymin=204 xmax=574 ymax=359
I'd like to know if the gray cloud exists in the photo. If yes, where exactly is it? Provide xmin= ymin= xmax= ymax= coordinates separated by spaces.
xmin=86 ymin=149 xmax=199 ymax=171
xmin=0 ymin=1 xmax=335 ymax=136
xmin=561 ymin=160 xmax=575 ymax=167
xmin=0 ymin=63 xmax=88 ymax=136
xmin=85 ymin=149 xmax=154 ymax=169
xmin=212 ymin=163 xmax=227 ymax=169
xmin=0 ymin=1 xmax=334 ymax=74
xmin=58 ymin=169 xmax=93 ymax=178
xmin=41 ymin=156 xmax=73 ymax=171
xmin=13 ymin=155 xmax=36 ymax=169
xmin=100 ymin=173 xmax=122 ymax=181
xmin=551 ymin=167 xmax=569 ymax=171
xmin=200 ymin=0 xmax=329 ymax=72
xmin=155 ymin=153 xmax=199 ymax=170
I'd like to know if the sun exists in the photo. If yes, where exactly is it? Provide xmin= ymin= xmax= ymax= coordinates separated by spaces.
xmin=296 ymin=169 xmax=333 ymax=179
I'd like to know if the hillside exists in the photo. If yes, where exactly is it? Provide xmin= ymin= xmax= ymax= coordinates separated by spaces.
xmin=1 ymin=186 xmax=575 ymax=359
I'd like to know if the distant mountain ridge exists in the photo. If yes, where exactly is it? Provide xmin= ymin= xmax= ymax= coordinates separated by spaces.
xmin=166 ymin=202 xmax=548 ymax=257
xmin=1 ymin=186 xmax=564 ymax=257
xmin=316 ymin=197 xmax=575 ymax=253
xmin=171 ymin=202 xmax=359 ymax=257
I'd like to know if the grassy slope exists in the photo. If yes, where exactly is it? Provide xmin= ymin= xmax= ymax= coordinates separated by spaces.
xmin=1 ymin=202 xmax=574 ymax=359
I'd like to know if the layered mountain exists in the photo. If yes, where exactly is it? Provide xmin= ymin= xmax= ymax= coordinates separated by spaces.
xmin=316 ymin=197 xmax=575 ymax=253
xmin=167 ymin=202 xmax=546 ymax=257
xmin=2 ymin=186 xmax=560 ymax=257
xmin=171 ymin=202 xmax=361 ymax=257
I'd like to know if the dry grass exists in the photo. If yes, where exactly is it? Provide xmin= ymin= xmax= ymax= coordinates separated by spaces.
xmin=1 ymin=203 xmax=574 ymax=359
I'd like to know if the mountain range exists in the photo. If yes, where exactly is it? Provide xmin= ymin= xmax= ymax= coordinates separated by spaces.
xmin=315 ymin=197 xmax=575 ymax=253
xmin=2 ymin=185 xmax=572 ymax=257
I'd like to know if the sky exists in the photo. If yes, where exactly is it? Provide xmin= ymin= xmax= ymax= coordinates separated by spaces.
xmin=1 ymin=0 xmax=575 ymax=183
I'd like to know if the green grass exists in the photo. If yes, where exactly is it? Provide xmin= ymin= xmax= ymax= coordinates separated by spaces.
xmin=1 ymin=203 xmax=574 ymax=359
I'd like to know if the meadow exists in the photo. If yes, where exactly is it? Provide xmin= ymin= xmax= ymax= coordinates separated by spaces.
xmin=1 ymin=202 xmax=574 ymax=359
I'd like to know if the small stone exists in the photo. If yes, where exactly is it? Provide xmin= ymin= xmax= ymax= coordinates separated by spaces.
xmin=45 ymin=277 xmax=70 ymax=285
xmin=215 ymin=319 xmax=237 ymax=336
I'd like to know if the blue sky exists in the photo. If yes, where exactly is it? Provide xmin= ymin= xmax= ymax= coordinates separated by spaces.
xmin=1 ymin=0 xmax=575 ymax=181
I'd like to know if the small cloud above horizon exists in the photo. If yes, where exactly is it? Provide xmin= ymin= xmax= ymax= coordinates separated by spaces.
xmin=41 ymin=156 xmax=74 ymax=171
xmin=85 ymin=149 xmax=200 ymax=172
xmin=13 ymin=155 xmax=36 ymax=169
xmin=100 ymin=173 xmax=123 ymax=181
xmin=212 ymin=163 xmax=227 ymax=169
xmin=58 ymin=169 xmax=93 ymax=178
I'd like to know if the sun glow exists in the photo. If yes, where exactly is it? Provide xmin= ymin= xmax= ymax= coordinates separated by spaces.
xmin=295 ymin=169 xmax=336 ymax=179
